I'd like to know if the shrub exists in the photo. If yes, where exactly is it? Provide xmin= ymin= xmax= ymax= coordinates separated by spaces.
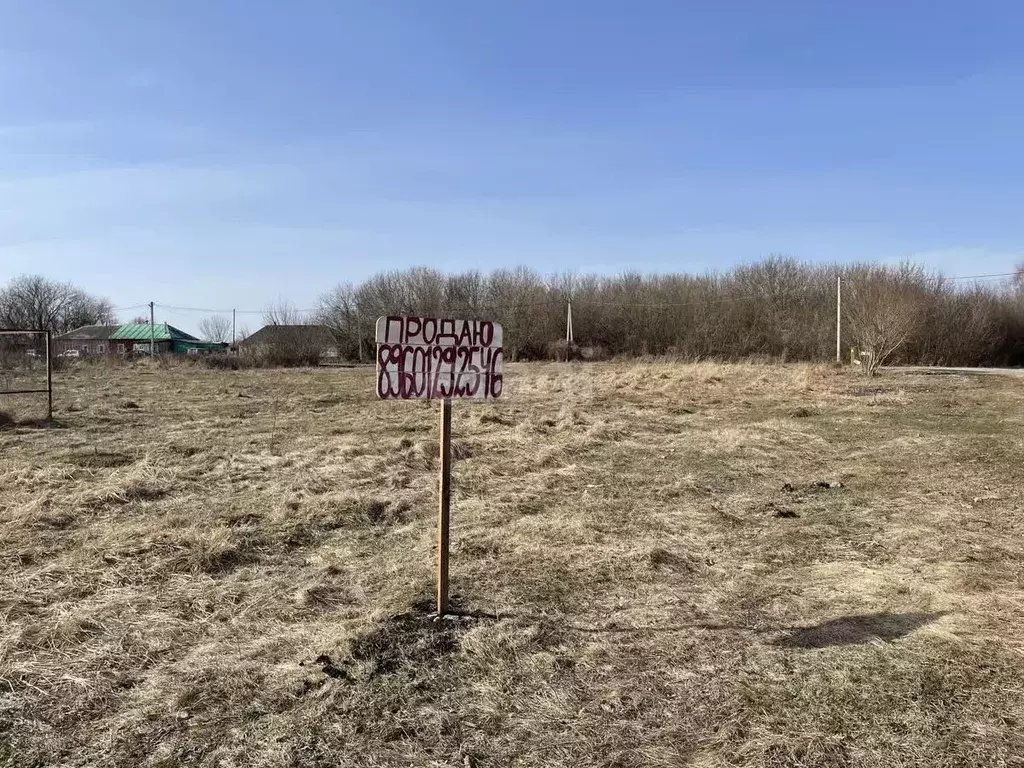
xmin=199 ymin=355 xmax=249 ymax=371
xmin=546 ymin=339 xmax=610 ymax=362
xmin=251 ymin=346 xmax=321 ymax=368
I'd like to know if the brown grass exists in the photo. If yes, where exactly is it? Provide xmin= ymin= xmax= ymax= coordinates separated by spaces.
xmin=2 ymin=361 xmax=1023 ymax=766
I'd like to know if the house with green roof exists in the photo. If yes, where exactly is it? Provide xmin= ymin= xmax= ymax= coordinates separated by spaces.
xmin=110 ymin=323 xmax=228 ymax=355
xmin=57 ymin=323 xmax=228 ymax=356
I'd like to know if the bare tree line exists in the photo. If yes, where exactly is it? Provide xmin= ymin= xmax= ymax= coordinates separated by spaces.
xmin=5 ymin=262 xmax=1023 ymax=368
xmin=0 ymin=275 xmax=114 ymax=334
xmin=312 ymin=258 xmax=1024 ymax=367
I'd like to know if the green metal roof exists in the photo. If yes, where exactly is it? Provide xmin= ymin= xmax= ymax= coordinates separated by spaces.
xmin=110 ymin=323 xmax=200 ymax=342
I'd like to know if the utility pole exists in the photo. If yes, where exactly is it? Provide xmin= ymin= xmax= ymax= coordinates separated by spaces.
xmin=232 ymin=308 xmax=236 ymax=346
xmin=565 ymin=299 xmax=574 ymax=362
xmin=836 ymin=276 xmax=842 ymax=364
xmin=149 ymin=301 xmax=156 ymax=356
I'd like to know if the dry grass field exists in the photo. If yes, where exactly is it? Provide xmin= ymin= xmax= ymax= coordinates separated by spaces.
xmin=2 ymin=360 xmax=1023 ymax=767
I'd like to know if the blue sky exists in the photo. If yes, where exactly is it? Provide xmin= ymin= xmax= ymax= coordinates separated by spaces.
xmin=2 ymin=1 xmax=1023 ymax=328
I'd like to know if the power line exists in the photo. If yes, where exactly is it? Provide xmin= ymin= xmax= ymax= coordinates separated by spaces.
xmin=125 ymin=272 xmax=1018 ymax=320
xmin=150 ymin=297 xmax=568 ymax=316
xmin=940 ymin=272 xmax=1017 ymax=282
xmin=155 ymin=304 xmax=318 ymax=314
xmin=572 ymin=272 xmax=1020 ymax=310
xmin=575 ymin=290 xmax=824 ymax=311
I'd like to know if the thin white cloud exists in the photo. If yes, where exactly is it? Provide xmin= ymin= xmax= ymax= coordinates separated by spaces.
xmin=0 ymin=120 xmax=99 ymax=141
xmin=0 ymin=163 xmax=304 ymax=244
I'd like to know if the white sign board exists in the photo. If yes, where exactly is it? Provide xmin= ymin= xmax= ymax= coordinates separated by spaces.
xmin=375 ymin=315 xmax=503 ymax=400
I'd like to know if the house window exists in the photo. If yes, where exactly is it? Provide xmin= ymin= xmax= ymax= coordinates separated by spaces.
xmin=97 ymin=344 xmax=105 ymax=353
xmin=117 ymin=344 xmax=126 ymax=354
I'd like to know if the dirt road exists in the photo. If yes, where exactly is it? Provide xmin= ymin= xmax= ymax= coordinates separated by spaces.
xmin=889 ymin=365 xmax=1024 ymax=377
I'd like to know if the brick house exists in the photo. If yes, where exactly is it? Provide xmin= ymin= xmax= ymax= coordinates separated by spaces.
xmin=53 ymin=325 xmax=121 ymax=356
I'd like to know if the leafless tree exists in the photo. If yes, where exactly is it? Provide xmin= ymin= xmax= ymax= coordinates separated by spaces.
xmin=236 ymin=325 xmax=251 ymax=342
xmin=130 ymin=315 xmax=150 ymax=325
xmin=263 ymin=298 xmax=303 ymax=326
xmin=485 ymin=266 xmax=558 ymax=359
xmin=0 ymin=275 xmax=114 ymax=332
xmin=445 ymin=270 xmax=486 ymax=314
xmin=198 ymin=315 xmax=232 ymax=342
xmin=315 ymin=283 xmax=362 ymax=358
xmin=844 ymin=264 xmax=927 ymax=376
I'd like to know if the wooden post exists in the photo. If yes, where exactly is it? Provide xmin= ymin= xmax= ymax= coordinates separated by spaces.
xmin=565 ymin=299 xmax=574 ymax=362
xmin=45 ymin=330 xmax=52 ymax=421
xmin=437 ymin=397 xmax=453 ymax=616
